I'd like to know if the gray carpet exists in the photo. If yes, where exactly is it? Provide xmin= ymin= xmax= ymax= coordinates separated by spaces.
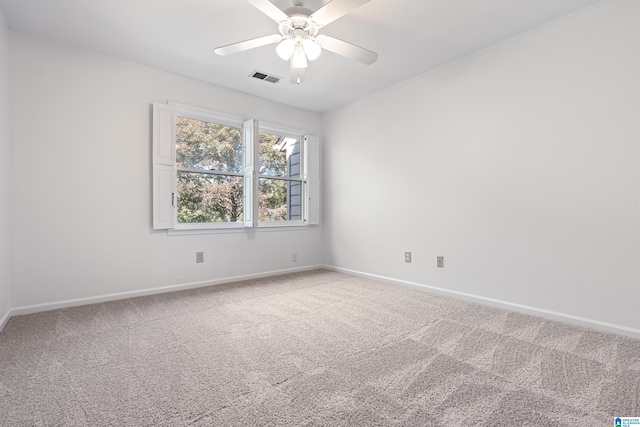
xmin=0 ymin=269 xmax=638 ymax=426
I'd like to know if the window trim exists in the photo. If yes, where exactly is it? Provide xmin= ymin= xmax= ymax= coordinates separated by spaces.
xmin=170 ymin=102 xmax=244 ymax=130
xmin=259 ymin=121 xmax=307 ymax=140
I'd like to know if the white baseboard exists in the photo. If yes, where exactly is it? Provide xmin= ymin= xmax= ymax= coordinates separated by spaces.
xmin=323 ymin=265 xmax=640 ymax=340
xmin=3 ymin=265 xmax=323 ymax=328
xmin=0 ymin=308 xmax=10 ymax=332
xmin=4 ymin=264 xmax=639 ymax=340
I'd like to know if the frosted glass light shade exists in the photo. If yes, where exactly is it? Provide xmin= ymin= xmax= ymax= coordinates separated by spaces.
xmin=276 ymin=39 xmax=295 ymax=60
xmin=302 ymin=39 xmax=321 ymax=61
xmin=292 ymin=44 xmax=308 ymax=68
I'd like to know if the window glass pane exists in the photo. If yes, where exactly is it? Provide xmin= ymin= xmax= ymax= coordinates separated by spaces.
xmin=259 ymin=178 xmax=302 ymax=222
xmin=176 ymin=117 xmax=242 ymax=173
xmin=177 ymin=172 xmax=243 ymax=223
xmin=258 ymin=132 xmax=300 ymax=178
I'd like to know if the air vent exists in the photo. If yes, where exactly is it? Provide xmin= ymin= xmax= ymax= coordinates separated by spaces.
xmin=250 ymin=70 xmax=281 ymax=84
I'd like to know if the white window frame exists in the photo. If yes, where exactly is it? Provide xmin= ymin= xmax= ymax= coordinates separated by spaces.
xmin=258 ymin=122 xmax=306 ymax=228
xmin=173 ymin=103 xmax=246 ymax=230
xmin=151 ymin=102 xmax=320 ymax=233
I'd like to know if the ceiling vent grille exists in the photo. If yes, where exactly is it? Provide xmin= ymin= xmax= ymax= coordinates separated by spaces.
xmin=250 ymin=70 xmax=281 ymax=84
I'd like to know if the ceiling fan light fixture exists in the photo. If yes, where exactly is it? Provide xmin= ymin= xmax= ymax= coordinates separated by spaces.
xmin=276 ymin=38 xmax=295 ymax=60
xmin=302 ymin=38 xmax=321 ymax=61
xmin=292 ymin=44 xmax=308 ymax=68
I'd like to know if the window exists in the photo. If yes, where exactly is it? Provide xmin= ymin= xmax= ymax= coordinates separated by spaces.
xmin=258 ymin=129 xmax=303 ymax=223
xmin=152 ymin=102 xmax=319 ymax=231
xmin=175 ymin=116 xmax=244 ymax=224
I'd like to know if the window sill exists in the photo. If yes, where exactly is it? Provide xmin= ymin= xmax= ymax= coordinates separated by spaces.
xmin=167 ymin=223 xmax=312 ymax=236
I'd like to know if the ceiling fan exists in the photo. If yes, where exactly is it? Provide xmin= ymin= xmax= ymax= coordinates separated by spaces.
xmin=214 ymin=0 xmax=378 ymax=84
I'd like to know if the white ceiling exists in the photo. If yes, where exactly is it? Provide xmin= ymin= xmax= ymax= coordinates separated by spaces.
xmin=0 ymin=0 xmax=601 ymax=112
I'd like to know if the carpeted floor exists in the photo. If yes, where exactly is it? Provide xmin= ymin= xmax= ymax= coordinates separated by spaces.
xmin=0 ymin=269 xmax=639 ymax=426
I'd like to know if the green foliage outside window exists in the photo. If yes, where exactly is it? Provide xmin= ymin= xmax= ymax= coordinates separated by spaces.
xmin=259 ymin=132 xmax=291 ymax=222
xmin=175 ymin=117 xmax=294 ymax=223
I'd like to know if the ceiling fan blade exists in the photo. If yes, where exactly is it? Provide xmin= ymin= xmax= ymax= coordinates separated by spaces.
xmin=316 ymin=35 xmax=378 ymax=65
xmin=215 ymin=34 xmax=282 ymax=56
xmin=246 ymin=0 xmax=289 ymax=23
xmin=290 ymin=60 xmax=305 ymax=85
xmin=310 ymin=0 xmax=371 ymax=27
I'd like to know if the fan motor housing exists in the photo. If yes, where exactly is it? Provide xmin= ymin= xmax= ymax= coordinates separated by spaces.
xmin=279 ymin=15 xmax=318 ymax=38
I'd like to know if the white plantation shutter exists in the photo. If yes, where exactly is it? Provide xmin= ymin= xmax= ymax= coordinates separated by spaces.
xmin=153 ymin=164 xmax=175 ymax=228
xmin=152 ymin=103 xmax=176 ymax=229
xmin=153 ymin=103 xmax=176 ymax=165
xmin=304 ymin=135 xmax=320 ymax=225
xmin=243 ymin=119 xmax=259 ymax=227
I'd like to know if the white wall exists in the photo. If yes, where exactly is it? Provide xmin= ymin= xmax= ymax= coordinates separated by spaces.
xmin=322 ymin=0 xmax=640 ymax=332
xmin=9 ymin=32 xmax=322 ymax=308
xmin=0 ymin=7 xmax=11 ymax=325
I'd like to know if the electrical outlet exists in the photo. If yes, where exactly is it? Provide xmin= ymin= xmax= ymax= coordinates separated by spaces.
xmin=405 ymin=252 xmax=411 ymax=263
xmin=437 ymin=256 xmax=444 ymax=268
xmin=196 ymin=252 xmax=204 ymax=263
xmin=292 ymin=253 xmax=298 ymax=262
